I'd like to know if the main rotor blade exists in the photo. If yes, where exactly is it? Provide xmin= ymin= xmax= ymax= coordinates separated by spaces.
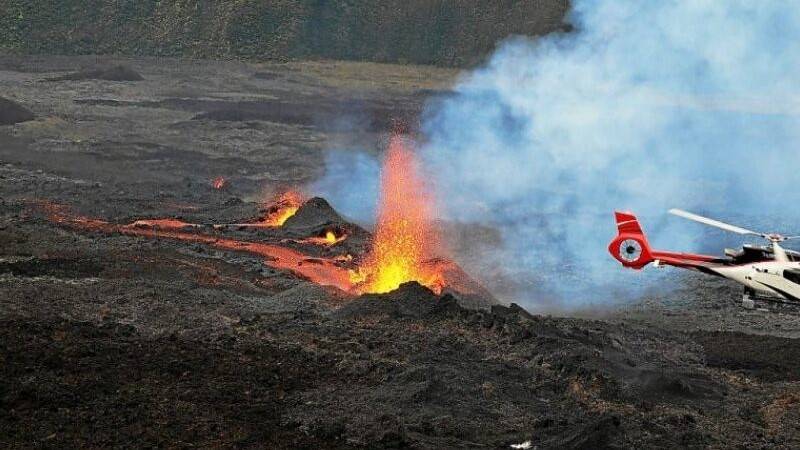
xmin=668 ymin=209 xmax=764 ymax=237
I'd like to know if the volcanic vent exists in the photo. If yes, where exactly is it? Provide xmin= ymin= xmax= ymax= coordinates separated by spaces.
xmin=349 ymin=134 xmax=444 ymax=295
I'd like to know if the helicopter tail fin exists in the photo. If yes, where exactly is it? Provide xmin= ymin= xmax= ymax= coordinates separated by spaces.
xmin=614 ymin=211 xmax=645 ymax=236
xmin=608 ymin=211 xmax=654 ymax=269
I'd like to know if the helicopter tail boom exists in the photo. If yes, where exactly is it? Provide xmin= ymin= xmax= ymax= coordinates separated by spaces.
xmin=609 ymin=211 xmax=727 ymax=271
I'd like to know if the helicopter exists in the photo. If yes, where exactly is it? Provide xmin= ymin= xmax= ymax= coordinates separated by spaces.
xmin=609 ymin=209 xmax=800 ymax=307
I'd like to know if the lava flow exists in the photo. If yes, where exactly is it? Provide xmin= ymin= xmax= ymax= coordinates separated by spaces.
xmin=38 ymin=202 xmax=354 ymax=291
xmin=350 ymin=135 xmax=445 ymax=294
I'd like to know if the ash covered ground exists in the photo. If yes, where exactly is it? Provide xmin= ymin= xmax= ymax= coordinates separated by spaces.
xmin=2 ymin=56 xmax=800 ymax=449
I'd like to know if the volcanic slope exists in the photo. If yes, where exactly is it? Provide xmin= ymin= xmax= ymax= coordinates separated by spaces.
xmin=4 ymin=181 xmax=800 ymax=449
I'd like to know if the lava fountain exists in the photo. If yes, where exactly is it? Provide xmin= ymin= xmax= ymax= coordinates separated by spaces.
xmin=351 ymin=135 xmax=444 ymax=294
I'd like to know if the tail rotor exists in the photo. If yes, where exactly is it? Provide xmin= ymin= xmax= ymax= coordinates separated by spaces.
xmin=608 ymin=211 xmax=654 ymax=269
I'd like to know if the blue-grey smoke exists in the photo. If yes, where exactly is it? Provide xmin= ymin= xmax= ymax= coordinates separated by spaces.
xmin=315 ymin=1 xmax=800 ymax=308
xmin=313 ymin=149 xmax=379 ymax=225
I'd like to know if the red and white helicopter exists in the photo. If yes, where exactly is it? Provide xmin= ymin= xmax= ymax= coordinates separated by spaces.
xmin=609 ymin=209 xmax=800 ymax=307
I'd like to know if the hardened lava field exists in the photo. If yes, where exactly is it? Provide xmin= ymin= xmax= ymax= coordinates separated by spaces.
xmin=2 ymin=56 xmax=800 ymax=449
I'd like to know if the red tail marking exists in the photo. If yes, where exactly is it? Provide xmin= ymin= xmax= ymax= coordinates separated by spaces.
xmin=615 ymin=211 xmax=645 ymax=235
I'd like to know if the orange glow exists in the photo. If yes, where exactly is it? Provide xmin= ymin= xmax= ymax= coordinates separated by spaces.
xmin=352 ymin=135 xmax=444 ymax=294
xmin=325 ymin=230 xmax=337 ymax=243
xmin=262 ymin=190 xmax=304 ymax=227
xmin=131 ymin=218 xmax=197 ymax=230
xmin=212 ymin=176 xmax=226 ymax=190
xmin=304 ymin=230 xmax=345 ymax=246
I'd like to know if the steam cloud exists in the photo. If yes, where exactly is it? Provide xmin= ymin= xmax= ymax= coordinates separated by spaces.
xmin=315 ymin=1 xmax=800 ymax=308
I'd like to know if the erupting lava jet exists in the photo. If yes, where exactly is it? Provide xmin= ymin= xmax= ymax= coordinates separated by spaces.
xmin=609 ymin=209 xmax=800 ymax=307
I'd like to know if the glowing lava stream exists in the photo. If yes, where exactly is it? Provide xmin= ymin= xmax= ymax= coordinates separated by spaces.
xmin=42 ymin=204 xmax=354 ymax=291
xmin=350 ymin=134 xmax=445 ymax=294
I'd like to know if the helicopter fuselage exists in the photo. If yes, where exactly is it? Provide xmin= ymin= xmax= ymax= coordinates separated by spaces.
xmin=708 ymin=260 xmax=800 ymax=302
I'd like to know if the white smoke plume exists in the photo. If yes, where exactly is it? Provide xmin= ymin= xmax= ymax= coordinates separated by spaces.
xmin=316 ymin=1 xmax=800 ymax=308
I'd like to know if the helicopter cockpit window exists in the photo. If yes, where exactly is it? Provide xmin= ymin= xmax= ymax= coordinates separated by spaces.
xmin=784 ymin=269 xmax=800 ymax=284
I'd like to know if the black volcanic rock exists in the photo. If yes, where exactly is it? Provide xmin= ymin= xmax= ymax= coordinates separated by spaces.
xmin=334 ymin=281 xmax=464 ymax=319
xmin=283 ymin=197 xmax=346 ymax=230
xmin=280 ymin=196 xmax=372 ymax=255
xmin=0 ymin=97 xmax=35 ymax=125
xmin=422 ymin=258 xmax=498 ymax=309
xmin=548 ymin=415 xmax=622 ymax=449
xmin=48 ymin=65 xmax=144 ymax=82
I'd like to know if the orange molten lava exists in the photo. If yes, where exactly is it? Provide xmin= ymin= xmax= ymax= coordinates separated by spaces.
xmin=131 ymin=218 xmax=197 ymax=230
xmin=39 ymin=202 xmax=354 ymax=291
xmin=352 ymin=135 xmax=444 ymax=294
xmin=263 ymin=190 xmax=303 ymax=226
xmin=304 ymin=230 xmax=346 ymax=246
xmin=325 ymin=230 xmax=337 ymax=243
